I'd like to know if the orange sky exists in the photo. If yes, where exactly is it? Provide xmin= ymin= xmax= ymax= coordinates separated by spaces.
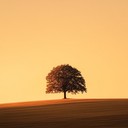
xmin=0 ymin=0 xmax=128 ymax=103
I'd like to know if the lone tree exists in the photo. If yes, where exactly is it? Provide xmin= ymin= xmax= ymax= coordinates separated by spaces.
xmin=46 ymin=64 xmax=87 ymax=99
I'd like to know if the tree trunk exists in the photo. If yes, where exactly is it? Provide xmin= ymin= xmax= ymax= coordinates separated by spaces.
xmin=64 ymin=91 xmax=67 ymax=99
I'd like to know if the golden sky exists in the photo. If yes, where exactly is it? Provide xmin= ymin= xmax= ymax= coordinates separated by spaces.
xmin=0 ymin=0 xmax=128 ymax=103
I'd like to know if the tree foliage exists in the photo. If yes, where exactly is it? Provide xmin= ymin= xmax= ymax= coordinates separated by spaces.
xmin=46 ymin=64 xmax=87 ymax=98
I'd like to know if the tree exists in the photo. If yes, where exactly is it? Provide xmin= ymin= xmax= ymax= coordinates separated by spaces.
xmin=46 ymin=64 xmax=87 ymax=99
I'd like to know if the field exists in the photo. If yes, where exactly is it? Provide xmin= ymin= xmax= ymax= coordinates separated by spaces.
xmin=0 ymin=99 xmax=128 ymax=128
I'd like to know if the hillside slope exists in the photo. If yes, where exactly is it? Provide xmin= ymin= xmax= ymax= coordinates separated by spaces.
xmin=0 ymin=99 xmax=128 ymax=128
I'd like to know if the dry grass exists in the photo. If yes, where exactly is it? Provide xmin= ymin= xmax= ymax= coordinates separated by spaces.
xmin=0 ymin=99 xmax=128 ymax=128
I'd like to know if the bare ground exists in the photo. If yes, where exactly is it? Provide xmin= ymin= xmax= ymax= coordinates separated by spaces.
xmin=0 ymin=99 xmax=128 ymax=128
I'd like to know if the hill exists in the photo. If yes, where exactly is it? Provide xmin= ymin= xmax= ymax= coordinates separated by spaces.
xmin=0 ymin=99 xmax=128 ymax=128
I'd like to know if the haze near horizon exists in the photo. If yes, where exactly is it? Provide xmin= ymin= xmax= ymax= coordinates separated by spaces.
xmin=0 ymin=0 xmax=128 ymax=103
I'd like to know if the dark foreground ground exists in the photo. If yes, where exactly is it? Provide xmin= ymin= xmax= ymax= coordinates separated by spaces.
xmin=0 ymin=99 xmax=128 ymax=128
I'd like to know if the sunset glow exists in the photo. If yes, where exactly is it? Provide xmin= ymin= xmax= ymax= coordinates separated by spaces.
xmin=0 ymin=0 xmax=128 ymax=103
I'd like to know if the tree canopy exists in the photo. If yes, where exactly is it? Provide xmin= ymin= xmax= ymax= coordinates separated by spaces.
xmin=46 ymin=64 xmax=87 ymax=99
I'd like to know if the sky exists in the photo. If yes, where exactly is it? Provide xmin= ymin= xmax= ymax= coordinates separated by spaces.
xmin=0 ymin=0 xmax=128 ymax=103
